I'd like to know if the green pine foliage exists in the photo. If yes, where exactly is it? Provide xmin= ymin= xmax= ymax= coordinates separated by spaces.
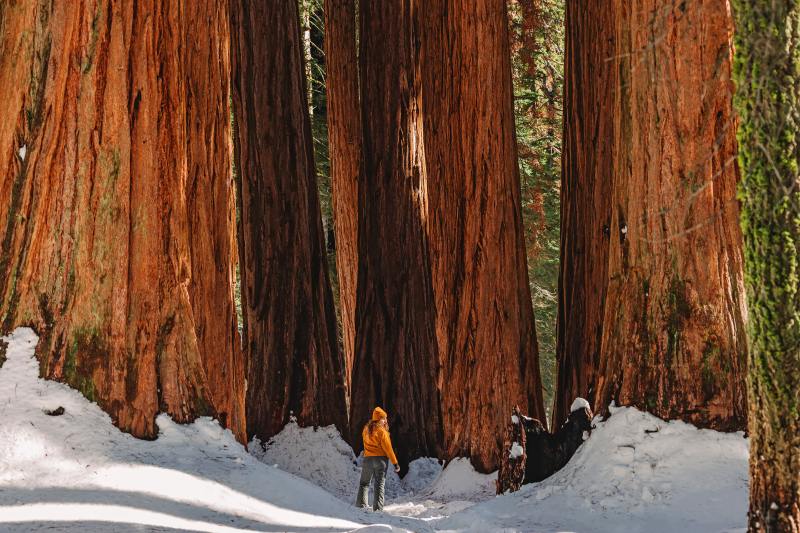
xmin=508 ymin=0 xmax=564 ymax=417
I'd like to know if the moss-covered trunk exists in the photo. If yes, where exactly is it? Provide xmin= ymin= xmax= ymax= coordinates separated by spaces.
xmin=230 ymin=0 xmax=348 ymax=441
xmin=0 ymin=0 xmax=245 ymax=442
xmin=732 ymin=1 xmax=800 ymax=531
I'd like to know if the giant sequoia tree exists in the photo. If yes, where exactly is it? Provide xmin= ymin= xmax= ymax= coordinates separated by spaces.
xmin=553 ymin=0 xmax=617 ymax=428
xmin=732 ymin=1 xmax=800 ymax=530
xmin=230 ymin=0 xmax=348 ymax=441
xmin=555 ymin=0 xmax=747 ymax=430
xmin=0 ymin=0 xmax=245 ymax=441
xmin=349 ymin=0 xmax=445 ymax=468
xmin=350 ymin=0 xmax=544 ymax=472
xmin=421 ymin=0 xmax=545 ymax=471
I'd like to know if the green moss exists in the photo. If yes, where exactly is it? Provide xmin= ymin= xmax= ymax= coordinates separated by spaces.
xmin=732 ymin=1 xmax=800 ymax=525
xmin=0 ymin=338 xmax=7 ymax=369
xmin=63 ymin=326 xmax=105 ymax=404
xmin=60 ymin=262 xmax=76 ymax=314
xmin=701 ymin=341 xmax=721 ymax=396
xmin=665 ymin=275 xmax=691 ymax=363
xmin=81 ymin=2 xmax=102 ymax=73
xmin=1 ymin=265 xmax=19 ymax=326
xmin=98 ymin=148 xmax=121 ymax=223
xmin=646 ymin=392 xmax=658 ymax=411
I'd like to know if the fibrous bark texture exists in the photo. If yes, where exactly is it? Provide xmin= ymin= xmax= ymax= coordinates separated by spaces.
xmin=323 ymin=0 xmax=361 ymax=398
xmin=230 ymin=0 xmax=348 ymax=441
xmin=553 ymin=0 xmax=617 ymax=428
xmin=350 ymin=0 xmax=444 ymax=468
xmin=421 ymin=0 xmax=545 ymax=471
xmin=0 ymin=0 xmax=245 ymax=442
xmin=732 ymin=1 xmax=800 ymax=531
xmin=556 ymin=0 xmax=747 ymax=432
xmin=350 ymin=0 xmax=544 ymax=473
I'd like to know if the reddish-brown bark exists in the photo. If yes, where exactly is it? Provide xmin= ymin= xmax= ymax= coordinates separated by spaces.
xmin=553 ymin=0 xmax=617 ymax=428
xmin=349 ymin=0 xmax=444 ymax=467
xmin=421 ymin=0 xmax=545 ymax=471
xmin=350 ymin=0 xmax=543 ymax=473
xmin=230 ymin=0 xmax=348 ymax=441
xmin=556 ymin=0 xmax=747 ymax=431
xmin=0 ymin=0 xmax=245 ymax=442
xmin=323 ymin=0 xmax=361 ymax=399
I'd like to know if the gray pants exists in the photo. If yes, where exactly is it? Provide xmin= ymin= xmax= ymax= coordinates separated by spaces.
xmin=356 ymin=456 xmax=389 ymax=511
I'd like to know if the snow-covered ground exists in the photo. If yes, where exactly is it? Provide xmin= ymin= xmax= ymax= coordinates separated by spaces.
xmin=0 ymin=327 xmax=749 ymax=532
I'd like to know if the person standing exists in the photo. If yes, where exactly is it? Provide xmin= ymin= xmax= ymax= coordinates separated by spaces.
xmin=356 ymin=407 xmax=400 ymax=511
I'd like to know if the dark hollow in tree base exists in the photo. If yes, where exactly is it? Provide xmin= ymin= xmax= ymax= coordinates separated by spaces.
xmin=498 ymin=404 xmax=594 ymax=494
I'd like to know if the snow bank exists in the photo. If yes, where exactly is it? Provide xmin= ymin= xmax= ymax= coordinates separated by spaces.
xmin=437 ymin=404 xmax=749 ymax=532
xmin=0 ymin=328 xmax=415 ymax=532
xmin=251 ymin=421 xmax=445 ymax=502
xmin=0 ymin=327 xmax=749 ymax=532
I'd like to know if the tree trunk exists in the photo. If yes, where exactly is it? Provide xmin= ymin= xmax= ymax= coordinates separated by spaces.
xmin=421 ymin=0 xmax=545 ymax=472
xmin=351 ymin=0 xmax=544 ymax=473
xmin=553 ymin=0 xmax=617 ymax=428
xmin=496 ymin=406 xmax=527 ymax=494
xmin=555 ymin=0 xmax=747 ymax=432
xmin=0 ymin=0 xmax=245 ymax=442
xmin=349 ymin=0 xmax=444 ymax=467
xmin=324 ymin=0 xmax=361 ymax=399
xmin=732 ymin=1 xmax=800 ymax=531
xmin=230 ymin=0 xmax=348 ymax=442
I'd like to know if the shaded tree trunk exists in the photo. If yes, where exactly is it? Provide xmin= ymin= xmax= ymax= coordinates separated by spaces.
xmin=556 ymin=0 xmax=747 ymax=432
xmin=553 ymin=0 xmax=617 ymax=428
xmin=349 ymin=0 xmax=444 ymax=468
xmin=732 ymin=1 xmax=800 ymax=531
xmin=350 ymin=0 xmax=544 ymax=473
xmin=324 ymin=0 xmax=361 ymax=399
xmin=421 ymin=0 xmax=545 ymax=471
xmin=230 ymin=0 xmax=348 ymax=441
xmin=0 ymin=0 xmax=245 ymax=442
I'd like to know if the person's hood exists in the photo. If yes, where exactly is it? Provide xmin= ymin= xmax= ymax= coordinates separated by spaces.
xmin=372 ymin=406 xmax=388 ymax=421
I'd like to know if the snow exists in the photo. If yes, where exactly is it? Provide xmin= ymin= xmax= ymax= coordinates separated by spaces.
xmin=437 ymin=405 xmax=749 ymax=533
xmin=18 ymin=144 xmax=26 ymax=161
xmin=570 ymin=397 xmax=591 ymax=412
xmin=0 ymin=327 xmax=750 ymax=532
xmin=0 ymin=328 xmax=409 ymax=532
xmin=509 ymin=442 xmax=524 ymax=459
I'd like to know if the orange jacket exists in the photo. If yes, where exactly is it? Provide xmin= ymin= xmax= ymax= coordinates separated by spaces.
xmin=362 ymin=424 xmax=398 ymax=466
